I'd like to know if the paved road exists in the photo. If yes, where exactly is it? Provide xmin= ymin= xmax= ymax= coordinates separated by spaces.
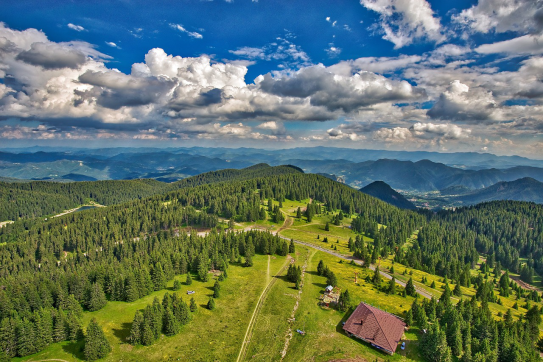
xmin=278 ymin=235 xmax=433 ymax=300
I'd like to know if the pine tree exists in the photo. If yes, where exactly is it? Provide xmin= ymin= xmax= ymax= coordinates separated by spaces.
xmin=52 ymin=309 xmax=67 ymax=343
xmin=404 ymin=277 xmax=417 ymax=296
xmin=186 ymin=273 xmax=193 ymax=285
xmin=289 ymin=239 xmax=295 ymax=253
xmin=0 ymin=317 xmax=17 ymax=359
xmin=207 ymin=297 xmax=216 ymax=310
xmin=129 ymin=311 xmax=143 ymax=345
xmin=388 ymin=278 xmax=397 ymax=295
xmin=84 ymin=318 xmax=111 ymax=361
xmin=405 ymin=309 xmax=413 ymax=326
xmin=87 ymin=282 xmax=107 ymax=312
xmin=198 ymin=254 xmax=210 ymax=281
xmin=141 ymin=308 xmax=155 ymax=346
xmin=372 ymin=266 xmax=382 ymax=285
xmin=453 ymin=283 xmax=462 ymax=297
xmin=173 ymin=279 xmax=182 ymax=291
xmin=17 ymin=318 xmax=36 ymax=357
xmin=296 ymin=207 xmax=301 ymax=219
xmin=163 ymin=306 xmax=179 ymax=336
xmin=317 ymin=260 xmax=325 ymax=276
xmin=325 ymin=222 xmax=330 ymax=231
xmin=213 ymin=280 xmax=221 ymax=298
xmin=326 ymin=271 xmax=338 ymax=287
xmin=190 ymin=297 xmax=197 ymax=312
xmin=152 ymin=262 xmax=166 ymax=291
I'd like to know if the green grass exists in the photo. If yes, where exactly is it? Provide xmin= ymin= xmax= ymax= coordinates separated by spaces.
xmin=245 ymin=247 xmax=313 ymax=361
xmin=283 ymin=250 xmax=421 ymax=362
xmin=15 ymin=254 xmax=290 ymax=362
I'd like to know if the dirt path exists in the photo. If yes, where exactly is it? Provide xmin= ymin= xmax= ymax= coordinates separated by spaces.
xmin=237 ymin=255 xmax=292 ymax=362
xmin=51 ymin=203 xmax=105 ymax=218
xmin=280 ymin=248 xmax=313 ymax=361
xmin=278 ymin=236 xmax=433 ymax=300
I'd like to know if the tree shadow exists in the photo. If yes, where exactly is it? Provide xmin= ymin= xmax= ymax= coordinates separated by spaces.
xmin=313 ymin=282 xmax=327 ymax=289
xmin=62 ymin=339 xmax=86 ymax=360
xmin=112 ymin=322 xmax=132 ymax=343
xmin=305 ymin=270 xmax=319 ymax=276
xmin=200 ymin=304 xmax=210 ymax=309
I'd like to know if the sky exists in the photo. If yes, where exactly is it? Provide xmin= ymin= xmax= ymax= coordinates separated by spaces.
xmin=0 ymin=0 xmax=542 ymax=158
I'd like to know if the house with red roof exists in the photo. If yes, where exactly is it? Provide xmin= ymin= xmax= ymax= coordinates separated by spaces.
xmin=343 ymin=302 xmax=406 ymax=355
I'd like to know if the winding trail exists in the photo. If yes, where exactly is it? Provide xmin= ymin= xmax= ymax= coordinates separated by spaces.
xmin=236 ymin=255 xmax=292 ymax=362
xmin=277 ymin=232 xmax=433 ymax=300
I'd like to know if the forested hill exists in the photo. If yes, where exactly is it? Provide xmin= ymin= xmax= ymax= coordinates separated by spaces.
xmin=452 ymin=177 xmax=543 ymax=205
xmin=0 ymin=164 xmax=301 ymax=221
xmin=360 ymin=181 xmax=417 ymax=210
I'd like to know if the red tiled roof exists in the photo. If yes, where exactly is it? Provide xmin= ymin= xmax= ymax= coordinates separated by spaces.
xmin=343 ymin=302 xmax=406 ymax=353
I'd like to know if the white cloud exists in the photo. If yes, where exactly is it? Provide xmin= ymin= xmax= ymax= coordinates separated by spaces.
xmin=452 ymin=0 xmax=543 ymax=35
xmin=427 ymin=80 xmax=500 ymax=122
xmin=105 ymin=41 xmax=120 ymax=49
xmin=410 ymin=122 xmax=471 ymax=139
xmin=475 ymin=34 xmax=543 ymax=55
xmin=360 ymin=0 xmax=442 ymax=48
xmin=256 ymin=121 xmax=278 ymax=130
xmin=67 ymin=23 xmax=85 ymax=32
xmin=325 ymin=45 xmax=342 ymax=58
xmin=229 ymin=37 xmax=311 ymax=68
xmin=169 ymin=23 xmax=203 ymax=39
xmin=326 ymin=17 xmax=331 ymax=22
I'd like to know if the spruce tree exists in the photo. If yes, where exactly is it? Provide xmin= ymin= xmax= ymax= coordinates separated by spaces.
xmin=129 ymin=311 xmax=143 ymax=345
xmin=405 ymin=309 xmax=413 ymax=326
xmin=325 ymin=222 xmax=330 ymax=231
xmin=388 ymin=277 xmax=397 ymax=295
xmin=0 ymin=318 xmax=16 ymax=359
xmin=405 ymin=277 xmax=416 ymax=297
xmin=17 ymin=318 xmax=36 ymax=357
xmin=207 ymin=297 xmax=216 ymax=310
xmin=317 ymin=260 xmax=325 ymax=276
xmin=372 ymin=266 xmax=382 ymax=285
xmin=87 ymin=282 xmax=107 ymax=312
xmin=289 ymin=239 xmax=295 ymax=253
xmin=453 ymin=283 xmax=462 ymax=297
xmin=186 ymin=273 xmax=193 ymax=286
xmin=213 ymin=280 xmax=221 ymax=298
xmin=173 ymin=280 xmax=182 ymax=291
xmin=190 ymin=297 xmax=197 ymax=313
xmin=163 ymin=306 xmax=179 ymax=336
xmin=84 ymin=319 xmax=111 ymax=361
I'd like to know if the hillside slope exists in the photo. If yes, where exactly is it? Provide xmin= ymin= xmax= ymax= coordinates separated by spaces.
xmin=360 ymin=181 xmax=417 ymax=210
xmin=453 ymin=177 xmax=543 ymax=205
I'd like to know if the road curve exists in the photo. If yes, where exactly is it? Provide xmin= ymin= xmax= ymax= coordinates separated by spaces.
xmin=278 ymin=235 xmax=433 ymax=300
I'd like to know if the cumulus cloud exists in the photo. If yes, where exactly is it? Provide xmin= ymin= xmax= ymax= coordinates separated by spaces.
xmin=410 ymin=122 xmax=471 ymax=139
xmin=452 ymin=0 xmax=543 ymax=35
xmin=16 ymin=42 xmax=87 ymax=69
xmin=373 ymin=126 xmax=413 ymax=142
xmin=257 ymin=64 xmax=426 ymax=112
xmin=427 ymin=80 xmax=499 ymax=122
xmin=361 ymin=0 xmax=442 ymax=48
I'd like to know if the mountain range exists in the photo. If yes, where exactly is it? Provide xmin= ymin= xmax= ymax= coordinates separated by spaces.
xmin=0 ymin=147 xmax=541 ymax=206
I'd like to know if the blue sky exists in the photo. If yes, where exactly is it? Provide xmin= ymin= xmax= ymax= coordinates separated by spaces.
xmin=0 ymin=0 xmax=542 ymax=158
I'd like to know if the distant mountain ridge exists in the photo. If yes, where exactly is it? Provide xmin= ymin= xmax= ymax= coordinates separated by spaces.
xmin=360 ymin=181 xmax=417 ymax=210
xmin=451 ymin=177 xmax=543 ymax=205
